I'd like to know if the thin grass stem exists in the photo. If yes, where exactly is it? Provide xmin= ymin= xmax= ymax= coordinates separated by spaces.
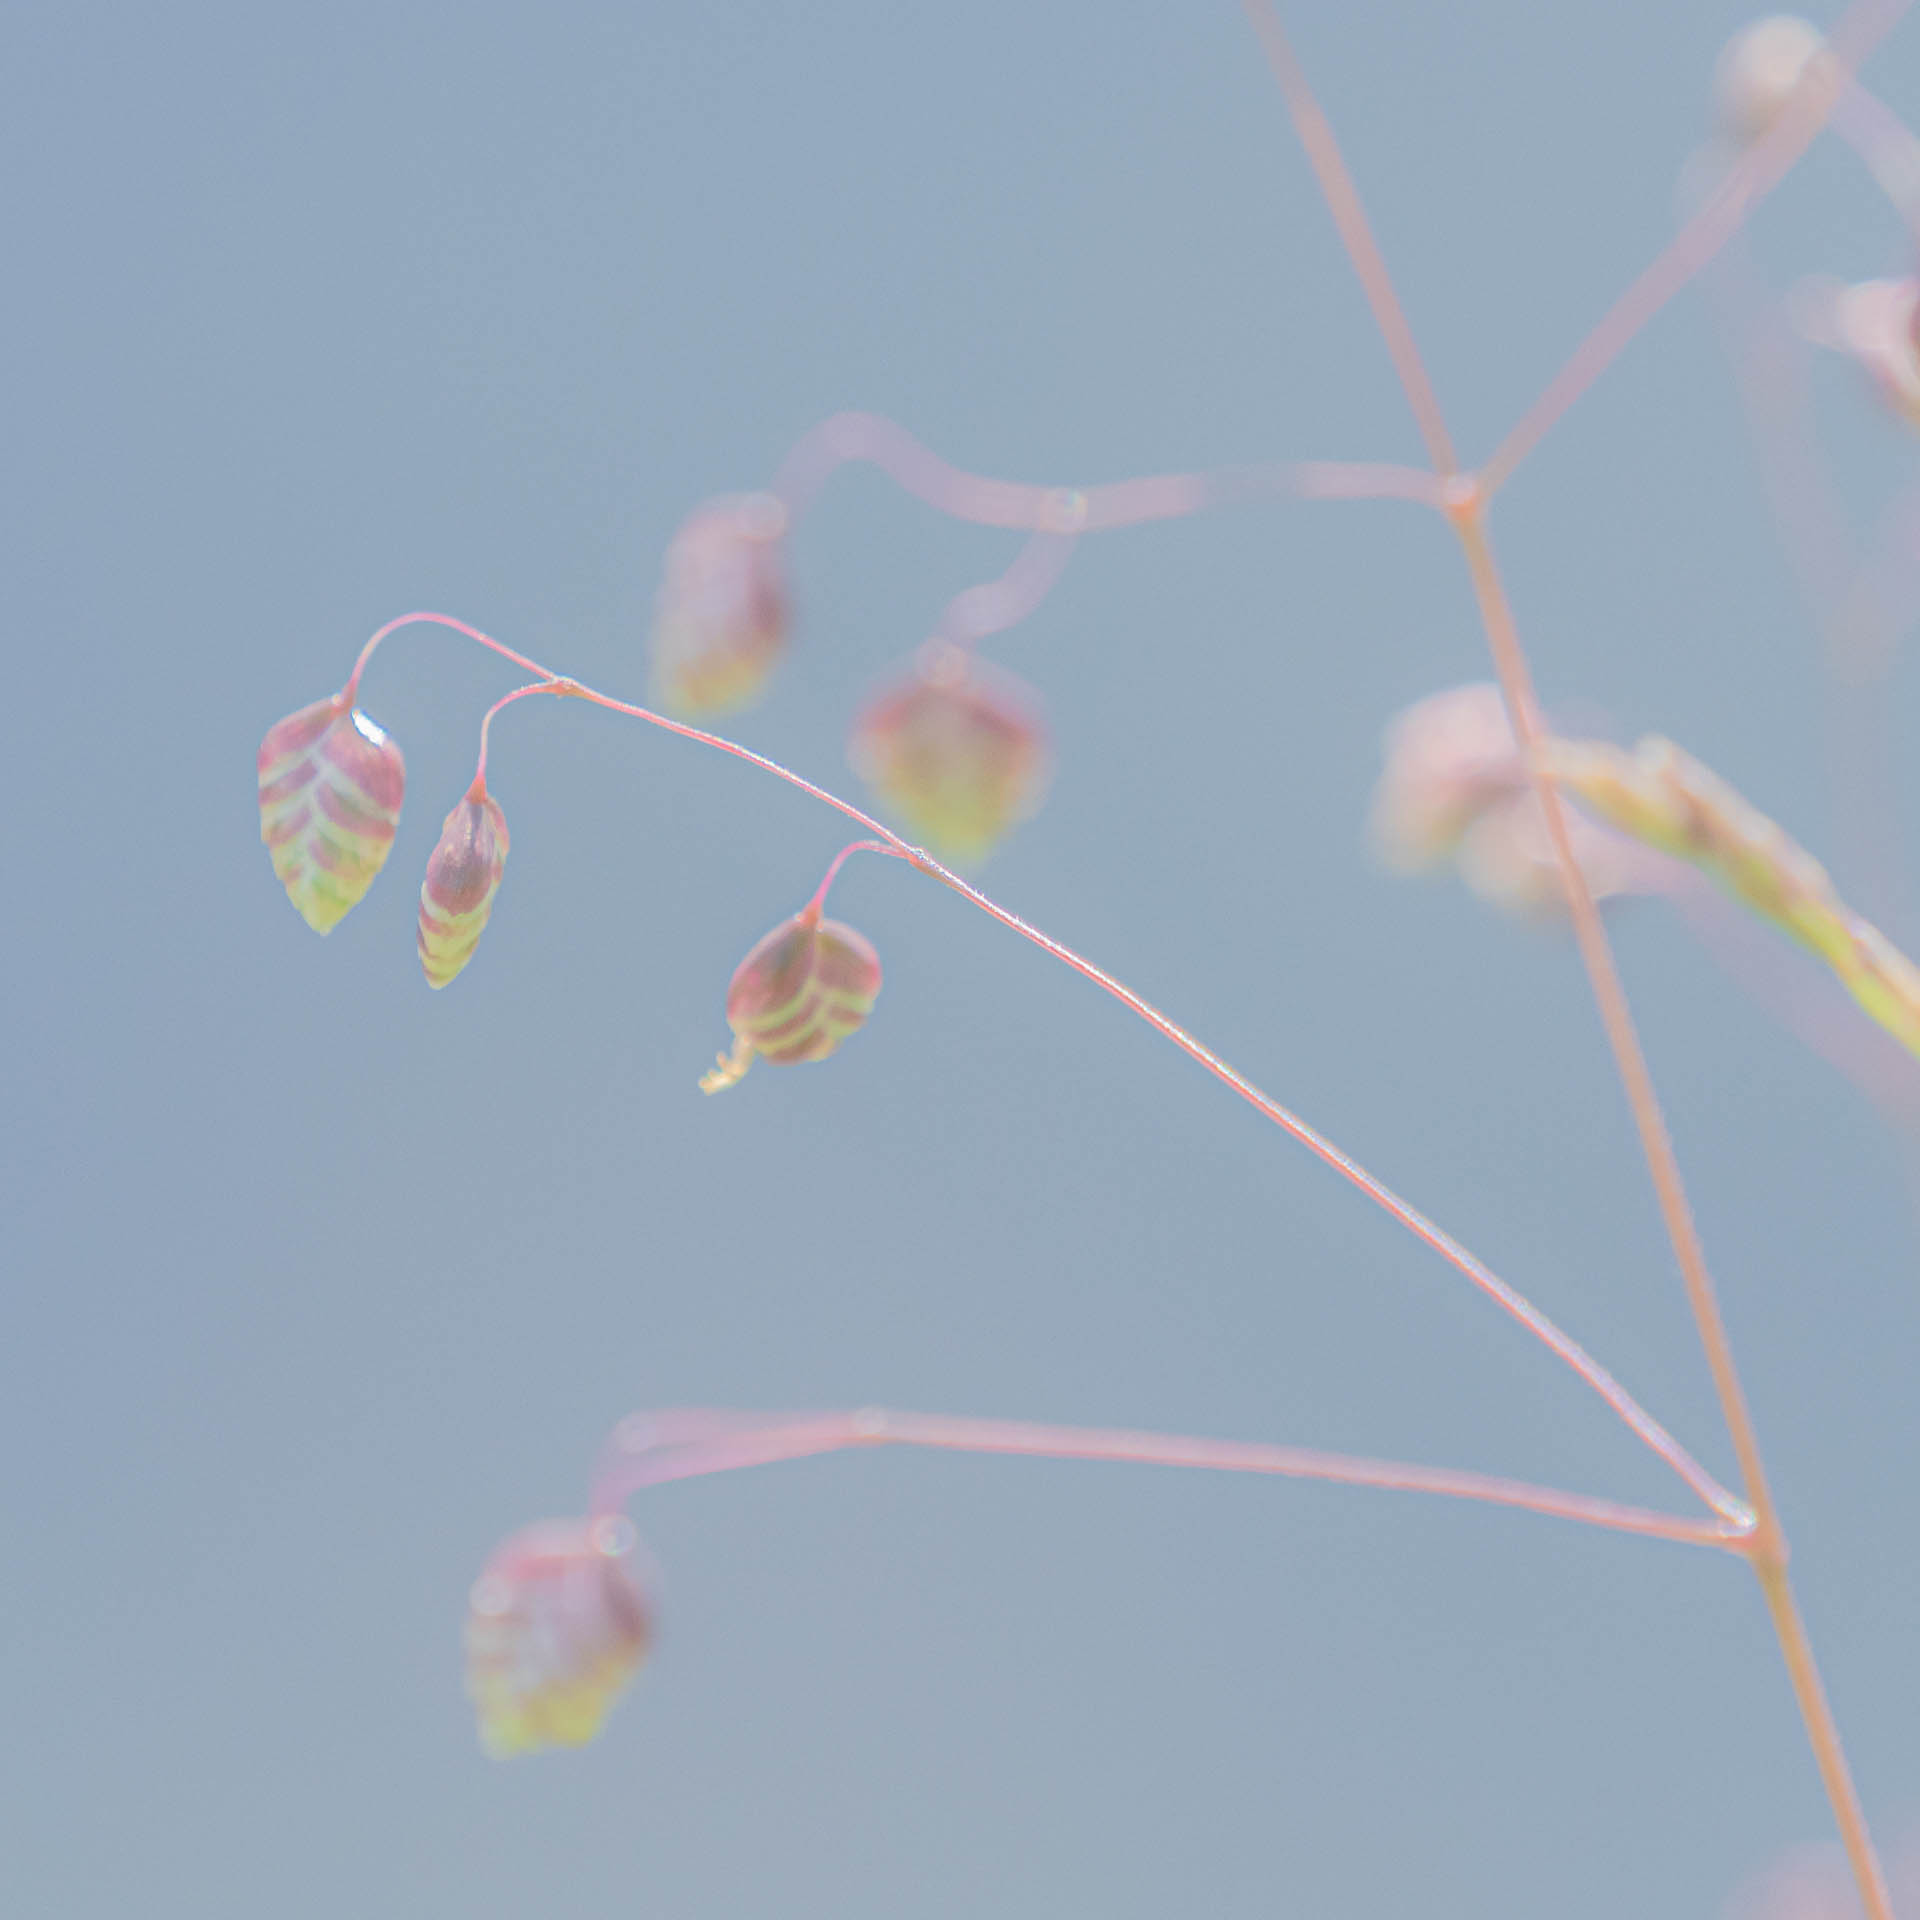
xmin=1239 ymin=0 xmax=1458 ymax=477
xmin=585 ymin=1405 xmax=1752 ymax=1554
xmin=1246 ymin=13 xmax=1895 ymax=1911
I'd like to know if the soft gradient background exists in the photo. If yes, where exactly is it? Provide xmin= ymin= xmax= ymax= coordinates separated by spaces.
xmin=5 ymin=3 xmax=1919 ymax=1915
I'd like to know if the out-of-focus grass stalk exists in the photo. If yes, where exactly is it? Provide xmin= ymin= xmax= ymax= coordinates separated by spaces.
xmin=1242 ymin=3 xmax=1905 ymax=1913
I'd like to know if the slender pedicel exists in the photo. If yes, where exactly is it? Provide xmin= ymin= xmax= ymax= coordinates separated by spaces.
xmin=585 ymin=1407 xmax=1754 ymax=1552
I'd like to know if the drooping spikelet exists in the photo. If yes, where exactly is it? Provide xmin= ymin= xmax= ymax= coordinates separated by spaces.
xmin=417 ymin=788 xmax=511 ymax=989
xmin=1547 ymin=734 xmax=1920 ymax=1058
xmin=848 ymin=643 xmax=1048 ymax=863
xmin=257 ymin=694 xmax=407 ymax=933
xmin=465 ymin=1516 xmax=654 ymax=1758
xmin=701 ymin=907 xmax=883 ymax=1092
xmin=651 ymin=493 xmax=791 ymax=714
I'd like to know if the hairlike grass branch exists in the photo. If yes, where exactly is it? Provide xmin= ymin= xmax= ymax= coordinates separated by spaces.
xmin=584 ymin=1406 xmax=1754 ymax=1555
xmin=1244 ymin=5 xmax=1900 ymax=1910
xmin=354 ymin=607 xmax=1738 ymax=1523
xmin=768 ymin=409 xmax=1443 ymax=527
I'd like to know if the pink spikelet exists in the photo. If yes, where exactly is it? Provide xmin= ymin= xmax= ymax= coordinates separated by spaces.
xmin=1369 ymin=684 xmax=1661 ymax=917
xmin=1839 ymin=277 xmax=1920 ymax=427
xmin=464 ymin=1516 xmax=654 ymax=1758
xmin=701 ymin=904 xmax=883 ymax=1092
xmin=257 ymin=693 xmax=406 ymax=934
xmin=1368 ymin=683 xmax=1528 ymax=872
xmin=417 ymin=782 xmax=511 ymax=989
xmin=651 ymin=493 xmax=791 ymax=714
xmin=1804 ymin=277 xmax=1920 ymax=431
xmin=848 ymin=642 xmax=1049 ymax=863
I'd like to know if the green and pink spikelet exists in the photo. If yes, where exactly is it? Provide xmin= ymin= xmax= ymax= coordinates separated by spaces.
xmin=849 ymin=642 xmax=1048 ymax=864
xmin=464 ymin=1515 xmax=653 ymax=1759
xmin=701 ymin=903 xmax=883 ymax=1092
xmin=417 ymin=783 xmax=511 ymax=989
xmin=257 ymin=693 xmax=407 ymax=933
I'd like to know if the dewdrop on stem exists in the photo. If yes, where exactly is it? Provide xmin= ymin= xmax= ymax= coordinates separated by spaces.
xmin=464 ymin=1515 xmax=654 ymax=1757
xmin=849 ymin=640 xmax=1049 ymax=864
xmin=257 ymin=691 xmax=407 ymax=933
xmin=651 ymin=493 xmax=791 ymax=714
xmin=701 ymin=896 xmax=883 ymax=1093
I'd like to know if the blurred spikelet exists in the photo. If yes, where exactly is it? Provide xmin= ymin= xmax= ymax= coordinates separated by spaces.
xmin=702 ymin=908 xmax=883 ymax=1092
xmin=1810 ymin=277 xmax=1920 ymax=431
xmin=464 ymin=1516 xmax=653 ymax=1758
xmin=651 ymin=494 xmax=790 ymax=714
xmin=417 ymin=790 xmax=511 ymax=989
xmin=257 ymin=694 xmax=406 ymax=933
xmin=1370 ymin=684 xmax=1531 ymax=873
xmin=1712 ymin=17 xmax=1829 ymax=146
xmin=849 ymin=643 xmax=1048 ymax=863
xmin=1548 ymin=735 xmax=1920 ymax=1057
xmin=1370 ymin=684 xmax=1660 ymax=916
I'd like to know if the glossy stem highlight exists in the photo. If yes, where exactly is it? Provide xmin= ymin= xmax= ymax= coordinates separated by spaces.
xmin=805 ymin=839 xmax=904 ymax=920
xmin=472 ymin=680 xmax=568 ymax=796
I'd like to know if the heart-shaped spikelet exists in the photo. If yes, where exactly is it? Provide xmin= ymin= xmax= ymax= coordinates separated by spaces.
xmin=464 ymin=1516 xmax=654 ymax=1758
xmin=258 ymin=693 xmax=407 ymax=933
xmin=417 ymin=787 xmax=511 ymax=988
xmin=849 ymin=642 xmax=1048 ymax=863
xmin=701 ymin=906 xmax=883 ymax=1092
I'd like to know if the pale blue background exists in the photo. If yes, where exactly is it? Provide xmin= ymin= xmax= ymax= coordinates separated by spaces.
xmin=5 ymin=4 xmax=1919 ymax=1915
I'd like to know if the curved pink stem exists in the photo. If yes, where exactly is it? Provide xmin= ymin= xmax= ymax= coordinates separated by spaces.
xmin=804 ymin=839 xmax=903 ymax=921
xmin=586 ymin=1405 xmax=1752 ymax=1554
xmin=770 ymin=409 xmax=1442 ymax=527
xmin=352 ymin=611 xmax=1742 ymax=1522
xmin=345 ymin=609 xmax=555 ymax=704
xmin=471 ymin=680 xmax=566 ymax=797
xmin=934 ymin=530 xmax=1078 ymax=647
xmin=1241 ymin=0 xmax=1458 ymax=476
